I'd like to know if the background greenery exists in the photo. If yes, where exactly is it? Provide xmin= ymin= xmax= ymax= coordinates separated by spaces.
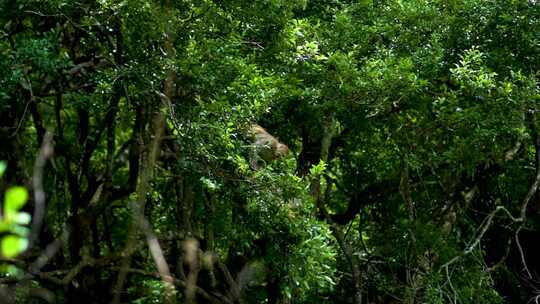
xmin=1 ymin=0 xmax=539 ymax=303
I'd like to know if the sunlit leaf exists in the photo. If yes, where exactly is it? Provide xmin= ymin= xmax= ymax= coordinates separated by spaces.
xmin=1 ymin=236 xmax=28 ymax=258
xmin=5 ymin=187 xmax=28 ymax=212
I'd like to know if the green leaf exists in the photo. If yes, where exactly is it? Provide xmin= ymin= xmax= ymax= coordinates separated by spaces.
xmin=0 ymin=222 xmax=11 ymax=233
xmin=5 ymin=187 xmax=28 ymax=212
xmin=0 ymin=161 xmax=6 ymax=177
xmin=309 ymin=161 xmax=327 ymax=176
xmin=1 ymin=236 xmax=28 ymax=258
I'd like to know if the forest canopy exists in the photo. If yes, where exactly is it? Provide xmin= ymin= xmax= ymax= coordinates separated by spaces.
xmin=1 ymin=0 xmax=540 ymax=303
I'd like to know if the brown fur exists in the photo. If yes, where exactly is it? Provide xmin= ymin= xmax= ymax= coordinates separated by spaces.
xmin=249 ymin=124 xmax=289 ymax=169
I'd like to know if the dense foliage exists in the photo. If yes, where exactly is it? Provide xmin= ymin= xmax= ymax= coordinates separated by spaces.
xmin=1 ymin=0 xmax=539 ymax=303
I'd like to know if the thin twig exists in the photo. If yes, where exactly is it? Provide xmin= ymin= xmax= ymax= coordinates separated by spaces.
xmin=516 ymin=226 xmax=533 ymax=279
xmin=440 ymin=111 xmax=540 ymax=273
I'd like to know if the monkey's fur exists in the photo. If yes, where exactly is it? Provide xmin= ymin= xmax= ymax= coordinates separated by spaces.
xmin=249 ymin=124 xmax=289 ymax=170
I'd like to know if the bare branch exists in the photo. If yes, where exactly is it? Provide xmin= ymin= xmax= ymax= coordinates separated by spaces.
xmin=28 ymin=132 xmax=54 ymax=250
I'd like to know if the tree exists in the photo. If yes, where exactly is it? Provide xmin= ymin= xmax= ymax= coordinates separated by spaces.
xmin=0 ymin=0 xmax=539 ymax=303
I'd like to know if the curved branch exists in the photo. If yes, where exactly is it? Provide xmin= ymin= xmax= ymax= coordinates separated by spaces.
xmin=330 ymin=180 xmax=397 ymax=225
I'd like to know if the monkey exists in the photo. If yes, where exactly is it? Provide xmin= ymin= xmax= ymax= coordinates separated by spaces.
xmin=249 ymin=124 xmax=289 ymax=170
